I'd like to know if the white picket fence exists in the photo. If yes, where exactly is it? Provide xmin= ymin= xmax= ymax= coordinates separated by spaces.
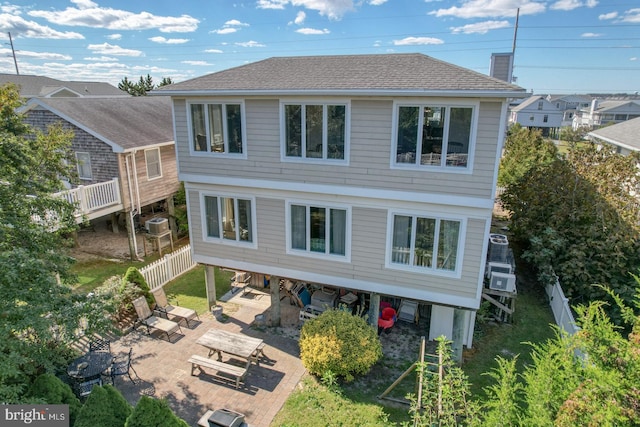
xmin=140 ymin=244 xmax=197 ymax=290
xmin=545 ymin=276 xmax=580 ymax=336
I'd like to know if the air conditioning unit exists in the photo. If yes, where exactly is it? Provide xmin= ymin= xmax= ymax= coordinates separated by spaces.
xmin=488 ymin=233 xmax=509 ymax=263
xmin=486 ymin=261 xmax=513 ymax=279
xmin=489 ymin=272 xmax=516 ymax=293
xmin=145 ymin=217 xmax=168 ymax=235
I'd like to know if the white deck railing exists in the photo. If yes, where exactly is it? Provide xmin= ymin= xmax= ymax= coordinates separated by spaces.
xmin=55 ymin=178 xmax=122 ymax=218
xmin=141 ymin=244 xmax=198 ymax=290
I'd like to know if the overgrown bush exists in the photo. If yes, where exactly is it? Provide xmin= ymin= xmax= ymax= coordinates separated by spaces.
xmin=122 ymin=267 xmax=154 ymax=308
xmin=125 ymin=396 xmax=188 ymax=427
xmin=94 ymin=276 xmax=142 ymax=322
xmin=29 ymin=374 xmax=82 ymax=425
xmin=299 ymin=309 xmax=382 ymax=382
xmin=74 ymin=385 xmax=132 ymax=427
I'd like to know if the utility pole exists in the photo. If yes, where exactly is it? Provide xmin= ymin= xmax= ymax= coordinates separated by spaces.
xmin=7 ymin=32 xmax=19 ymax=75
xmin=512 ymin=8 xmax=519 ymax=55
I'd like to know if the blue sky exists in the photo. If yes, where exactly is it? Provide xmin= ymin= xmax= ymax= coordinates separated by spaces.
xmin=0 ymin=0 xmax=638 ymax=94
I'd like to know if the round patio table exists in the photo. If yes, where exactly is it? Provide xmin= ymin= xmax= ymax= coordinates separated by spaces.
xmin=67 ymin=351 xmax=113 ymax=380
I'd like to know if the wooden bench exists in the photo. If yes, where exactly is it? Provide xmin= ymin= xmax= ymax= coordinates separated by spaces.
xmin=188 ymin=355 xmax=247 ymax=388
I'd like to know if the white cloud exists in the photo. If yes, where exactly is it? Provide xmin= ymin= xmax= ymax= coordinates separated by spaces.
xmin=204 ymin=49 xmax=224 ymax=53
xmin=0 ymin=13 xmax=84 ymax=39
xmin=450 ymin=20 xmax=510 ymax=34
xmin=630 ymin=57 xmax=637 ymax=61
xmin=149 ymin=36 xmax=189 ymax=44
xmin=598 ymin=11 xmax=618 ymax=20
xmin=84 ymin=55 xmax=119 ymax=61
xmin=550 ymin=0 xmax=598 ymax=11
xmin=182 ymin=60 xmax=212 ymax=66
xmin=291 ymin=11 xmax=306 ymax=25
xmin=107 ymin=33 xmax=122 ymax=40
xmin=620 ymin=8 xmax=640 ymax=23
xmin=257 ymin=0 xmax=356 ymax=20
xmin=430 ymin=0 xmax=545 ymax=19
xmin=211 ymin=19 xmax=249 ymax=34
xmin=581 ymin=32 xmax=602 ymax=37
xmin=235 ymin=40 xmax=266 ymax=47
xmin=257 ymin=0 xmax=289 ymax=10
xmin=87 ymin=42 xmax=143 ymax=56
xmin=1 ymin=47 xmax=72 ymax=60
xmin=393 ymin=36 xmax=444 ymax=45
xmin=369 ymin=0 xmax=388 ymax=5
xmin=213 ymin=28 xmax=237 ymax=34
xmin=28 ymin=4 xmax=199 ymax=33
xmin=291 ymin=0 xmax=356 ymax=20
xmin=1 ymin=5 xmax=22 ymax=14
xmin=296 ymin=27 xmax=330 ymax=34
xmin=224 ymin=19 xmax=249 ymax=27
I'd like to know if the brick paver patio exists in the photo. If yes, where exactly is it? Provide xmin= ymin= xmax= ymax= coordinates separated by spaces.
xmin=106 ymin=289 xmax=305 ymax=427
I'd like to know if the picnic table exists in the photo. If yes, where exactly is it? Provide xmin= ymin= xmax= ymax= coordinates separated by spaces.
xmin=196 ymin=329 xmax=264 ymax=368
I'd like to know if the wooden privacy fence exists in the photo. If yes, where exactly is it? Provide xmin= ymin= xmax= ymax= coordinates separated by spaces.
xmin=140 ymin=244 xmax=197 ymax=290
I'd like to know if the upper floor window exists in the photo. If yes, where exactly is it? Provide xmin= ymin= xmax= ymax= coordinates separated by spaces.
xmin=189 ymin=102 xmax=244 ymax=155
xmin=281 ymin=102 xmax=348 ymax=162
xmin=537 ymin=101 xmax=543 ymax=110
xmin=388 ymin=212 xmax=462 ymax=275
xmin=76 ymin=152 xmax=92 ymax=180
xmin=394 ymin=104 xmax=473 ymax=169
xmin=145 ymin=148 xmax=162 ymax=180
xmin=543 ymin=115 xmax=549 ymax=123
xmin=203 ymin=194 xmax=255 ymax=246
xmin=287 ymin=202 xmax=350 ymax=259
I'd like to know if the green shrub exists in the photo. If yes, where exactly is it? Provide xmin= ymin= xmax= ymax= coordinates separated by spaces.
xmin=29 ymin=374 xmax=81 ymax=425
xmin=125 ymin=396 xmax=188 ymax=427
xmin=74 ymin=385 xmax=132 ymax=427
xmin=299 ymin=309 xmax=382 ymax=382
xmin=122 ymin=267 xmax=154 ymax=308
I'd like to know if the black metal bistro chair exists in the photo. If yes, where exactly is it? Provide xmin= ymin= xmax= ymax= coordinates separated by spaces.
xmin=88 ymin=337 xmax=111 ymax=353
xmin=107 ymin=348 xmax=138 ymax=385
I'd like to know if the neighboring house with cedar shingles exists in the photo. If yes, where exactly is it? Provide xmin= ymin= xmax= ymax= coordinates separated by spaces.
xmin=155 ymin=53 xmax=526 ymax=350
xmin=22 ymin=96 xmax=180 ymax=259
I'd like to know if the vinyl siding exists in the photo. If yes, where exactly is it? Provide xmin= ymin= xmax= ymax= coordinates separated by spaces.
xmin=188 ymin=186 xmax=486 ymax=307
xmin=174 ymin=97 xmax=502 ymax=200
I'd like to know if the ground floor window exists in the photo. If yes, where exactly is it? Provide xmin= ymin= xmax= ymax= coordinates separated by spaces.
xmin=289 ymin=203 xmax=349 ymax=258
xmin=203 ymin=195 xmax=254 ymax=245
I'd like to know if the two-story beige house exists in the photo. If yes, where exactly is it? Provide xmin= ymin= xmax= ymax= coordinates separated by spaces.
xmin=156 ymin=53 xmax=526 ymax=350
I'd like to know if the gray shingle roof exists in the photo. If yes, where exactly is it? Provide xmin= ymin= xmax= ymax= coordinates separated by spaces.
xmin=588 ymin=117 xmax=640 ymax=151
xmin=156 ymin=53 xmax=525 ymax=96
xmin=0 ymin=74 xmax=128 ymax=98
xmin=27 ymin=96 xmax=173 ymax=152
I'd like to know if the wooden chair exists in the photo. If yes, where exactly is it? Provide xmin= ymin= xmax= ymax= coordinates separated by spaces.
xmin=132 ymin=296 xmax=182 ymax=342
xmin=151 ymin=287 xmax=199 ymax=328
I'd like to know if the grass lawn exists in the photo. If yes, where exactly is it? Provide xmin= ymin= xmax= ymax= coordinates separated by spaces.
xmin=71 ymin=258 xmax=151 ymax=293
xmin=463 ymin=279 xmax=556 ymax=398
xmin=163 ymin=265 xmax=233 ymax=314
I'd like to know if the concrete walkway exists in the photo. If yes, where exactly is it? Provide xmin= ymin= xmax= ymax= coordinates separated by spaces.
xmin=107 ymin=288 xmax=305 ymax=427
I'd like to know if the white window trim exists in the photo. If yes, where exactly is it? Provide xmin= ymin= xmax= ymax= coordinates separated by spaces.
xmin=385 ymin=209 xmax=466 ymax=278
xmin=199 ymin=191 xmax=257 ymax=249
xmin=75 ymin=151 xmax=92 ymax=180
xmin=285 ymin=199 xmax=352 ymax=263
xmin=144 ymin=147 xmax=163 ymax=180
xmin=186 ymin=100 xmax=248 ymax=159
xmin=279 ymin=100 xmax=350 ymax=165
xmin=390 ymin=100 xmax=478 ymax=174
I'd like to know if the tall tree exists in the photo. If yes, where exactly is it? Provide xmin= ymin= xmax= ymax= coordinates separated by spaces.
xmin=118 ymin=74 xmax=173 ymax=96
xmin=501 ymin=133 xmax=640 ymax=317
xmin=0 ymin=83 xmax=111 ymax=401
